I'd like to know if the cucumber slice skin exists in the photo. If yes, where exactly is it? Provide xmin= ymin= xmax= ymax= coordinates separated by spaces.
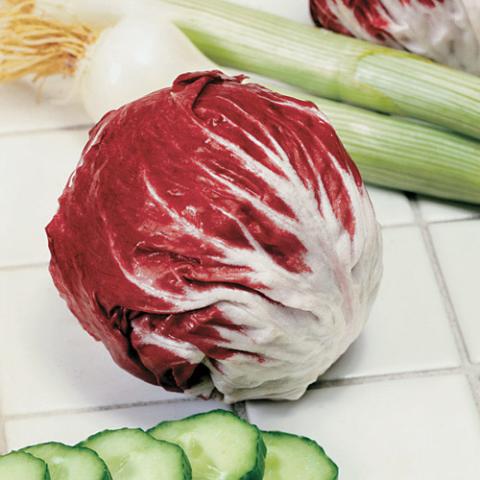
xmin=21 ymin=442 xmax=111 ymax=480
xmin=262 ymin=431 xmax=338 ymax=480
xmin=148 ymin=409 xmax=266 ymax=480
xmin=0 ymin=451 xmax=51 ymax=480
xmin=79 ymin=428 xmax=192 ymax=480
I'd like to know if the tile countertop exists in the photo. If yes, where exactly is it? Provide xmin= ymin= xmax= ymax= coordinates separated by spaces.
xmin=1 ymin=1 xmax=480 ymax=478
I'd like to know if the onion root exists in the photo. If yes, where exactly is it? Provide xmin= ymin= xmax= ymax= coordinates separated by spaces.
xmin=0 ymin=0 xmax=97 ymax=82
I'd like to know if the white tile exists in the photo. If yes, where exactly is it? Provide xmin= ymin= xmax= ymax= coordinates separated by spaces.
xmin=0 ymin=267 xmax=186 ymax=416
xmin=430 ymin=220 xmax=480 ymax=363
xmin=0 ymin=129 xmax=88 ymax=267
xmin=322 ymin=227 xmax=459 ymax=380
xmin=5 ymin=401 xmax=229 ymax=450
xmin=230 ymin=0 xmax=312 ymax=24
xmin=418 ymin=196 xmax=480 ymax=222
xmin=247 ymin=375 xmax=480 ymax=479
xmin=0 ymin=426 xmax=6 ymax=455
xmin=0 ymin=82 xmax=90 ymax=135
xmin=366 ymin=186 xmax=414 ymax=227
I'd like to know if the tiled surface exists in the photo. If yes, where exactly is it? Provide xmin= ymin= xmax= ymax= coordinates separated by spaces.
xmin=418 ymin=195 xmax=480 ymax=222
xmin=366 ymin=185 xmax=415 ymax=227
xmin=430 ymin=220 xmax=480 ymax=363
xmin=0 ymin=268 xmax=184 ymax=417
xmin=1 ymin=1 xmax=480 ymax=477
xmin=247 ymin=375 xmax=480 ymax=479
xmin=0 ymin=129 xmax=88 ymax=267
xmin=321 ymin=226 xmax=459 ymax=380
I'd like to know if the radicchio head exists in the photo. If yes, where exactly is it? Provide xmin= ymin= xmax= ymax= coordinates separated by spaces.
xmin=47 ymin=71 xmax=382 ymax=402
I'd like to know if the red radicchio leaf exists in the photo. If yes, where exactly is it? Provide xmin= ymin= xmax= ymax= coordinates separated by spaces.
xmin=310 ymin=0 xmax=480 ymax=75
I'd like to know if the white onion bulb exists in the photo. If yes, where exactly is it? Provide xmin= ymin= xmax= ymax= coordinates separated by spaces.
xmin=33 ymin=0 xmax=215 ymax=120
xmin=79 ymin=15 xmax=215 ymax=120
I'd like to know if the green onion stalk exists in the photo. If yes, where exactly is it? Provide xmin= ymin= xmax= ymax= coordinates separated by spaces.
xmin=162 ymin=0 xmax=480 ymax=142
xmin=301 ymin=92 xmax=480 ymax=204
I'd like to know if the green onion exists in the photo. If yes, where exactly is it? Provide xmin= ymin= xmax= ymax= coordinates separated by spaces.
xmin=284 ymin=88 xmax=480 ymax=204
xmin=162 ymin=0 xmax=480 ymax=141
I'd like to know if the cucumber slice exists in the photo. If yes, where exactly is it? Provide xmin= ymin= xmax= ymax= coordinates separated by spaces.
xmin=148 ymin=410 xmax=266 ymax=480
xmin=262 ymin=432 xmax=338 ymax=480
xmin=22 ymin=442 xmax=111 ymax=480
xmin=0 ymin=451 xmax=51 ymax=479
xmin=80 ymin=428 xmax=191 ymax=480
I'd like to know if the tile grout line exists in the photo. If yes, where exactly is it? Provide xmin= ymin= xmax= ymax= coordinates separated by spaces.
xmin=0 ymin=262 xmax=49 ymax=273
xmin=3 ymin=397 xmax=206 ymax=422
xmin=408 ymin=196 xmax=480 ymax=415
xmin=0 ymin=361 xmax=7 ymax=452
xmin=232 ymin=402 xmax=249 ymax=421
xmin=409 ymin=198 xmax=473 ymax=363
xmin=410 ymin=197 xmax=472 ymax=362
xmin=4 ymin=365 xmax=472 ymax=423
xmin=427 ymin=215 xmax=480 ymax=225
xmin=0 ymin=123 xmax=93 ymax=139
xmin=380 ymin=215 xmax=480 ymax=231
xmin=4 ymin=365 xmax=472 ymax=420
xmin=381 ymin=221 xmax=418 ymax=230
xmin=311 ymin=366 xmax=466 ymax=390
xmin=0 ymin=415 xmax=7 ymax=454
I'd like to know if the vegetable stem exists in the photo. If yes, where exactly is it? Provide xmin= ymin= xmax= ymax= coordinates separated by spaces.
xmin=289 ymin=89 xmax=480 ymax=204
xmin=162 ymin=0 xmax=480 ymax=141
